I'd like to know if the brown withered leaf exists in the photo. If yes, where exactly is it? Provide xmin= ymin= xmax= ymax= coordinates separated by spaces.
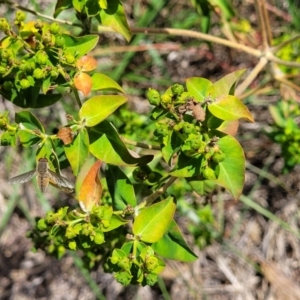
xmin=192 ymin=102 xmax=206 ymax=122
xmin=57 ymin=127 xmax=73 ymax=145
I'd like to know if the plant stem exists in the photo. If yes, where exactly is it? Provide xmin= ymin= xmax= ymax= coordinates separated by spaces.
xmin=139 ymin=176 xmax=177 ymax=208
xmin=235 ymin=57 xmax=268 ymax=96
xmin=97 ymin=26 xmax=262 ymax=58
xmin=72 ymin=87 xmax=82 ymax=108
xmin=268 ymin=53 xmax=300 ymax=68
xmin=271 ymin=34 xmax=300 ymax=54
xmin=275 ymin=77 xmax=300 ymax=93
xmin=256 ymin=0 xmax=272 ymax=48
xmin=121 ymin=136 xmax=161 ymax=150
xmin=3 ymin=0 xmax=81 ymax=27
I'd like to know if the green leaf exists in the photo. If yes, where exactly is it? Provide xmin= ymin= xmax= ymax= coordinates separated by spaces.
xmin=99 ymin=0 xmax=107 ymax=9
xmin=35 ymin=94 xmax=62 ymax=108
xmin=54 ymin=0 xmax=73 ymax=18
xmin=4 ymin=86 xmax=37 ymax=108
xmin=132 ymin=197 xmax=176 ymax=243
xmin=91 ymin=73 xmax=124 ymax=93
xmin=152 ymin=220 xmax=198 ymax=262
xmin=161 ymin=131 xmax=182 ymax=164
xmin=216 ymin=133 xmax=245 ymax=199
xmin=186 ymin=77 xmax=212 ymax=102
xmin=16 ymin=111 xmax=44 ymax=147
xmin=72 ymin=0 xmax=86 ymax=12
xmin=208 ymin=95 xmax=254 ymax=122
xmin=205 ymin=109 xmax=223 ymax=129
xmin=97 ymin=0 xmax=131 ymax=42
xmin=42 ymin=76 xmax=52 ymax=94
xmin=170 ymin=153 xmax=203 ymax=177
xmin=191 ymin=0 xmax=211 ymax=32
xmin=102 ymin=214 xmax=128 ymax=232
xmin=62 ymin=34 xmax=99 ymax=57
xmin=88 ymin=121 xmax=153 ymax=166
xmin=2 ymin=36 xmax=24 ymax=53
xmin=106 ymin=165 xmax=137 ymax=210
xmin=150 ymin=107 xmax=168 ymax=120
xmin=64 ymin=128 xmax=89 ymax=176
xmin=7 ymin=90 xmax=62 ymax=108
xmin=15 ymin=111 xmax=44 ymax=132
xmin=210 ymin=69 xmax=246 ymax=96
xmin=80 ymin=95 xmax=127 ymax=127
xmin=184 ymin=132 xmax=245 ymax=199
xmin=187 ymin=178 xmax=217 ymax=195
xmin=17 ymin=131 xmax=40 ymax=147
xmin=85 ymin=0 xmax=100 ymax=17
xmin=0 ymin=131 xmax=17 ymax=146
xmin=121 ymin=242 xmax=133 ymax=255
xmin=212 ymin=0 xmax=235 ymax=20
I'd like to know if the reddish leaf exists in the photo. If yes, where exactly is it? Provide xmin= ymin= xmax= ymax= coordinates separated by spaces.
xmin=74 ymin=72 xmax=93 ymax=96
xmin=218 ymin=120 xmax=240 ymax=136
xmin=75 ymin=55 xmax=97 ymax=71
xmin=78 ymin=160 xmax=102 ymax=212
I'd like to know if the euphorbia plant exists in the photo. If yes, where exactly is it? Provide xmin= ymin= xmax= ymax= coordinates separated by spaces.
xmin=0 ymin=3 xmax=254 ymax=287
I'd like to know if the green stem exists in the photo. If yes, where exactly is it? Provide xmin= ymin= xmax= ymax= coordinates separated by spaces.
xmin=72 ymin=87 xmax=82 ymax=108
xmin=3 ymin=0 xmax=81 ymax=27
xmin=138 ymin=176 xmax=177 ymax=208
xmin=267 ymin=52 xmax=300 ymax=68
xmin=69 ymin=218 xmax=85 ymax=226
xmin=121 ymin=136 xmax=161 ymax=150
xmin=113 ymin=210 xmax=126 ymax=215
xmin=18 ymin=124 xmax=47 ymax=140
xmin=132 ymin=240 xmax=137 ymax=258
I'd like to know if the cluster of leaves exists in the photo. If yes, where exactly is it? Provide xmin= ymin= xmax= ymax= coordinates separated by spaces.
xmin=29 ymin=162 xmax=194 ymax=287
xmin=29 ymin=204 xmax=126 ymax=258
xmin=109 ymin=246 xmax=165 ymax=286
xmin=0 ymin=12 xmax=102 ymax=108
xmin=146 ymin=72 xmax=253 ymax=199
xmin=0 ymin=12 xmax=131 ymax=173
xmin=267 ymin=100 xmax=300 ymax=172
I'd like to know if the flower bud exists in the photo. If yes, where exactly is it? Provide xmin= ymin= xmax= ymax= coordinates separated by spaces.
xmin=147 ymin=88 xmax=161 ymax=106
xmin=15 ymin=11 xmax=26 ymax=22
xmin=55 ymin=35 xmax=65 ymax=47
xmin=161 ymin=93 xmax=172 ymax=106
xmin=171 ymin=83 xmax=184 ymax=96
xmin=33 ymin=68 xmax=45 ymax=79
xmin=65 ymin=53 xmax=75 ymax=64
xmin=212 ymin=151 xmax=225 ymax=163
xmin=34 ymin=19 xmax=43 ymax=30
xmin=202 ymin=167 xmax=216 ymax=180
xmin=19 ymin=78 xmax=30 ymax=89
xmin=50 ymin=22 xmax=60 ymax=34
xmin=35 ymin=51 xmax=48 ymax=65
